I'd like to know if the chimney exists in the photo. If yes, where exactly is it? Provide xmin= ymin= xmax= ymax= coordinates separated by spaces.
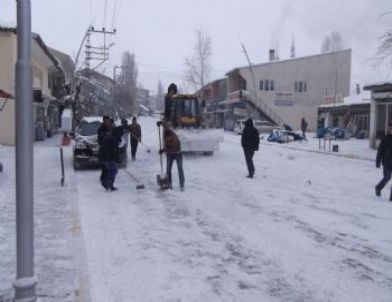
xmin=269 ymin=49 xmax=275 ymax=62
xmin=290 ymin=34 xmax=296 ymax=59
xmin=356 ymin=83 xmax=360 ymax=95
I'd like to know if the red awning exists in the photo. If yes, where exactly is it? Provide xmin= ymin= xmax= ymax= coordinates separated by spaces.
xmin=0 ymin=89 xmax=14 ymax=99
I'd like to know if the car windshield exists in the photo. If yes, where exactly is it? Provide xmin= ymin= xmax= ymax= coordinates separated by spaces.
xmin=79 ymin=121 xmax=101 ymax=136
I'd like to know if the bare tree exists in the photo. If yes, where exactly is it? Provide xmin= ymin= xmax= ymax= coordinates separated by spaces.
xmin=156 ymin=80 xmax=164 ymax=111
xmin=184 ymin=30 xmax=212 ymax=92
xmin=116 ymin=51 xmax=138 ymax=115
xmin=378 ymin=14 xmax=392 ymax=66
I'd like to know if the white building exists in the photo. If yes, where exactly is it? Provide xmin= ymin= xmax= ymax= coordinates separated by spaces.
xmin=225 ymin=49 xmax=351 ymax=131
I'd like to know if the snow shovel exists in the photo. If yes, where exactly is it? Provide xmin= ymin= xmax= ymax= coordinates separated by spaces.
xmin=60 ymin=147 xmax=65 ymax=187
xmin=123 ymin=169 xmax=145 ymax=190
xmin=156 ymin=123 xmax=171 ymax=190
xmin=129 ymin=131 xmax=151 ymax=153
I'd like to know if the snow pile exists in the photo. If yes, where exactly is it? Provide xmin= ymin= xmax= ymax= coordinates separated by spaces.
xmin=176 ymin=128 xmax=224 ymax=153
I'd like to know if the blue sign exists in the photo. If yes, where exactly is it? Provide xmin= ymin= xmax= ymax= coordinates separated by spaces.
xmin=275 ymin=99 xmax=294 ymax=106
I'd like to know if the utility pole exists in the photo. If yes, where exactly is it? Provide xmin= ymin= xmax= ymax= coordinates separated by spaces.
xmin=84 ymin=26 xmax=116 ymax=71
xmin=14 ymin=0 xmax=37 ymax=301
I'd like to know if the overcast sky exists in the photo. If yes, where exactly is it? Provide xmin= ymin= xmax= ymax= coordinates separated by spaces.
xmin=1 ymin=0 xmax=391 ymax=93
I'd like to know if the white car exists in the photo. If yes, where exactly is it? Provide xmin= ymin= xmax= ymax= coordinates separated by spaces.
xmin=235 ymin=119 xmax=276 ymax=135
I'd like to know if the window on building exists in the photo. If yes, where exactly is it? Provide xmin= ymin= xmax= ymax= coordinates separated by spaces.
xmin=265 ymin=80 xmax=270 ymax=91
xmin=260 ymin=79 xmax=274 ymax=92
xmin=295 ymin=81 xmax=307 ymax=93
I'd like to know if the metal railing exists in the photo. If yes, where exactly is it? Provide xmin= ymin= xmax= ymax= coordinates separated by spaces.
xmin=230 ymin=89 xmax=285 ymax=127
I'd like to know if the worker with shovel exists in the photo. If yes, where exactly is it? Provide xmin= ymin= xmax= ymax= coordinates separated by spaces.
xmin=128 ymin=116 xmax=142 ymax=161
xmin=158 ymin=121 xmax=185 ymax=191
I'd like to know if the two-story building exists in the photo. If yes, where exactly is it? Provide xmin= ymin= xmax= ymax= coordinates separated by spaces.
xmin=0 ymin=22 xmax=65 ymax=145
xmin=197 ymin=78 xmax=227 ymax=128
xmin=74 ymin=68 xmax=114 ymax=124
xmin=223 ymin=49 xmax=351 ymax=131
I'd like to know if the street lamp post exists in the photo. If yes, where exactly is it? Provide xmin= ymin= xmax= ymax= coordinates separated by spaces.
xmin=13 ymin=1 xmax=37 ymax=301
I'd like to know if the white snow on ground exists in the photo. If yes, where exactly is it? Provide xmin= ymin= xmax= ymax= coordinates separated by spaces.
xmin=1 ymin=117 xmax=392 ymax=302
xmin=0 ymin=138 xmax=88 ymax=301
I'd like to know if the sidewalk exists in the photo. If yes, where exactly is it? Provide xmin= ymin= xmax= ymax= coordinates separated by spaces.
xmin=0 ymin=136 xmax=88 ymax=301
xmin=261 ymin=134 xmax=376 ymax=162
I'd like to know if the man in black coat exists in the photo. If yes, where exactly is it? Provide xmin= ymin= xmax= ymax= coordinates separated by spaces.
xmin=164 ymin=83 xmax=177 ymax=122
xmin=99 ymin=122 xmax=119 ymax=191
xmin=241 ymin=118 xmax=260 ymax=178
xmin=375 ymin=123 xmax=392 ymax=201
xmin=97 ymin=116 xmax=111 ymax=183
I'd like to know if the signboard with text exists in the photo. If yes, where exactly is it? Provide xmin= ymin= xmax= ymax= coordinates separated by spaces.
xmin=275 ymin=92 xmax=294 ymax=107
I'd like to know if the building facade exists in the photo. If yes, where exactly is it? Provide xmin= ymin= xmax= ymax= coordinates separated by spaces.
xmin=318 ymin=89 xmax=371 ymax=138
xmin=198 ymin=78 xmax=227 ymax=128
xmin=74 ymin=68 xmax=114 ymax=124
xmin=364 ymin=82 xmax=392 ymax=148
xmin=225 ymin=49 xmax=351 ymax=131
xmin=0 ymin=24 xmax=65 ymax=145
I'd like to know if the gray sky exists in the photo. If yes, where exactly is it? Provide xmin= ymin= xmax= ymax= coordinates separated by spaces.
xmin=1 ymin=0 xmax=391 ymax=92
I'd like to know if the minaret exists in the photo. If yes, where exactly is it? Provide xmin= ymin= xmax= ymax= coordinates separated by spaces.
xmin=290 ymin=34 xmax=296 ymax=59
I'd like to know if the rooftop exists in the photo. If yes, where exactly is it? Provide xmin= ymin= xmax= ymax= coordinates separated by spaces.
xmin=226 ymin=49 xmax=352 ymax=76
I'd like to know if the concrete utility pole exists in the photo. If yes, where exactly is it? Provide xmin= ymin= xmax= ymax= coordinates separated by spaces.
xmin=85 ymin=26 xmax=116 ymax=70
xmin=14 ymin=0 xmax=37 ymax=301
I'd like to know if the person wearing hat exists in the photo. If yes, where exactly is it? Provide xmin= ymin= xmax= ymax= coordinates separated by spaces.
xmin=159 ymin=121 xmax=185 ymax=191
xmin=128 ymin=116 xmax=142 ymax=161
xmin=164 ymin=83 xmax=178 ymax=122
xmin=241 ymin=118 xmax=260 ymax=178
xmin=375 ymin=122 xmax=392 ymax=201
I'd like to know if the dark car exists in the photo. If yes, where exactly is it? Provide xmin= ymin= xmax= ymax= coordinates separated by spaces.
xmin=73 ymin=117 xmax=102 ymax=170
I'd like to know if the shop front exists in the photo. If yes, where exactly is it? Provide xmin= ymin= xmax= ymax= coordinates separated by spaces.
xmin=364 ymin=82 xmax=392 ymax=148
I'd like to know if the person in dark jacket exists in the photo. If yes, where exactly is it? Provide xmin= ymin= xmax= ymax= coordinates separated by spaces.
xmin=97 ymin=116 xmax=111 ymax=183
xmin=99 ymin=121 xmax=119 ymax=191
xmin=301 ymin=117 xmax=308 ymax=140
xmin=159 ymin=121 xmax=185 ymax=190
xmin=375 ymin=123 xmax=392 ymax=200
xmin=98 ymin=116 xmax=111 ymax=145
xmin=128 ymin=116 xmax=142 ymax=161
xmin=164 ymin=83 xmax=178 ymax=122
xmin=241 ymin=118 xmax=260 ymax=178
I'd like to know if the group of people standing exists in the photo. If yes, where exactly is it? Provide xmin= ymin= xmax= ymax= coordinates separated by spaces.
xmin=97 ymin=116 xmax=142 ymax=191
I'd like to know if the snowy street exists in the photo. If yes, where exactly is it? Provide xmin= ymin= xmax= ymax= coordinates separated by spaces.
xmin=1 ymin=117 xmax=392 ymax=302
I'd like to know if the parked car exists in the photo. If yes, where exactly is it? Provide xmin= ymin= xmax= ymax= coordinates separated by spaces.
xmin=73 ymin=117 xmax=102 ymax=170
xmin=235 ymin=119 xmax=276 ymax=135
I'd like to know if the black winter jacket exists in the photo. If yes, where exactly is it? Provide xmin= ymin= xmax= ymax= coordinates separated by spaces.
xmin=99 ymin=132 xmax=119 ymax=162
xmin=97 ymin=124 xmax=109 ymax=146
xmin=241 ymin=119 xmax=260 ymax=151
xmin=376 ymin=134 xmax=392 ymax=167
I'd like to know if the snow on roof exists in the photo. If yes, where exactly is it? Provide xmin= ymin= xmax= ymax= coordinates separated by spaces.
xmin=319 ymin=91 xmax=371 ymax=108
xmin=0 ymin=19 xmax=16 ymax=29
xmin=226 ymin=49 xmax=352 ymax=75
xmin=0 ymin=20 xmax=64 ymax=74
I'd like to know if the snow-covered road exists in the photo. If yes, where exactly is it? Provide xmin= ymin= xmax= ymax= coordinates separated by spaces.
xmin=1 ymin=116 xmax=392 ymax=302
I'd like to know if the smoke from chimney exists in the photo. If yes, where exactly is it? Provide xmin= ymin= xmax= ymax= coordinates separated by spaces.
xmin=269 ymin=49 xmax=275 ymax=62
